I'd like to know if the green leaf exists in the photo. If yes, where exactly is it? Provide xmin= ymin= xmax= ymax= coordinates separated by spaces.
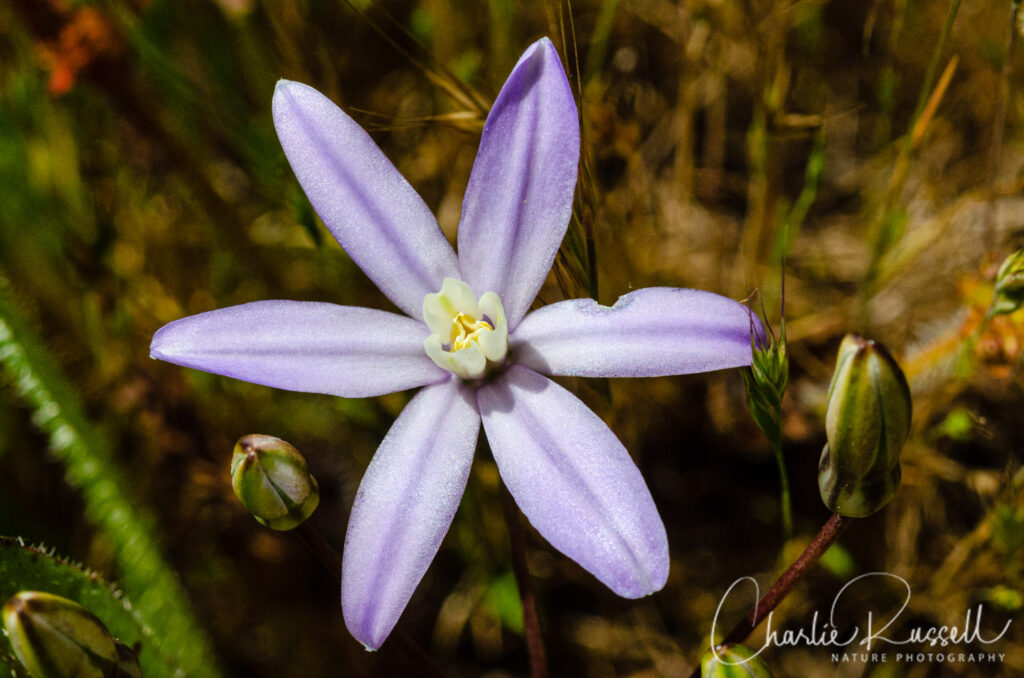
xmin=483 ymin=570 xmax=524 ymax=635
xmin=992 ymin=505 xmax=1024 ymax=560
xmin=0 ymin=289 xmax=223 ymax=678
xmin=819 ymin=543 xmax=857 ymax=580
xmin=0 ymin=538 xmax=173 ymax=676
xmin=933 ymin=407 xmax=974 ymax=442
xmin=986 ymin=585 xmax=1023 ymax=612
xmin=701 ymin=643 xmax=774 ymax=677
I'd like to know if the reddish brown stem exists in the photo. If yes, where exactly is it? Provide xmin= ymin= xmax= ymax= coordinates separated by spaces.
xmin=688 ymin=513 xmax=851 ymax=678
xmin=500 ymin=485 xmax=548 ymax=678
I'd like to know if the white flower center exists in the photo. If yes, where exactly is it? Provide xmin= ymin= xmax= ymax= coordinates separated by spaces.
xmin=423 ymin=278 xmax=508 ymax=379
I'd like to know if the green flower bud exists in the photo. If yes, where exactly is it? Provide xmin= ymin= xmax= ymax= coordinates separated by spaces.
xmin=992 ymin=248 xmax=1024 ymax=316
xmin=742 ymin=318 xmax=789 ymax=443
xmin=113 ymin=641 xmax=142 ymax=678
xmin=231 ymin=434 xmax=320 ymax=531
xmin=818 ymin=335 xmax=911 ymax=517
xmin=700 ymin=643 xmax=773 ymax=678
xmin=1 ymin=591 xmax=132 ymax=678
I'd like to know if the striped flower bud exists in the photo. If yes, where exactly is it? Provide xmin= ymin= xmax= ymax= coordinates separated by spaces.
xmin=231 ymin=434 xmax=320 ymax=531
xmin=113 ymin=640 xmax=142 ymax=678
xmin=992 ymin=248 xmax=1024 ymax=316
xmin=1 ymin=591 xmax=135 ymax=678
xmin=700 ymin=643 xmax=773 ymax=677
xmin=818 ymin=335 xmax=911 ymax=517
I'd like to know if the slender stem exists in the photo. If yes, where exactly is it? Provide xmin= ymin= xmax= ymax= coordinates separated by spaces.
xmin=956 ymin=305 xmax=997 ymax=379
xmin=687 ymin=513 xmax=851 ymax=678
xmin=293 ymin=523 xmax=446 ymax=678
xmin=295 ymin=522 xmax=341 ymax=580
xmin=723 ymin=513 xmax=849 ymax=646
xmin=770 ymin=420 xmax=793 ymax=545
xmin=500 ymin=484 xmax=548 ymax=678
xmin=858 ymin=0 xmax=963 ymax=324
xmin=909 ymin=0 xmax=963 ymax=132
xmin=984 ymin=0 xmax=1021 ymax=249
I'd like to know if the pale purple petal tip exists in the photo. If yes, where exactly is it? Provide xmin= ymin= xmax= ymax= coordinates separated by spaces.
xmin=150 ymin=301 xmax=447 ymax=397
xmin=478 ymin=365 xmax=669 ymax=598
xmin=511 ymin=287 xmax=761 ymax=378
xmin=457 ymin=38 xmax=580 ymax=328
xmin=272 ymin=79 xmax=459 ymax=317
xmin=342 ymin=381 xmax=480 ymax=649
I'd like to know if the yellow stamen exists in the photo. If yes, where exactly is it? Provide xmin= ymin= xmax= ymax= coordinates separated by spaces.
xmin=449 ymin=313 xmax=494 ymax=351
xmin=422 ymin=278 xmax=508 ymax=380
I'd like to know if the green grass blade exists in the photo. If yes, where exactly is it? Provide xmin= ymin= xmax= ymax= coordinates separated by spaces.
xmin=0 ymin=291 xmax=222 ymax=678
xmin=0 ymin=538 xmax=181 ymax=677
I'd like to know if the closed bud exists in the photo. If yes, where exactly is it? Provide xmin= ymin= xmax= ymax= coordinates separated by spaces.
xmin=742 ymin=317 xmax=788 ymax=442
xmin=231 ymin=434 xmax=320 ymax=531
xmin=818 ymin=335 xmax=911 ymax=517
xmin=2 ymin=591 xmax=133 ymax=678
xmin=113 ymin=640 xmax=142 ymax=678
xmin=992 ymin=248 xmax=1024 ymax=316
xmin=700 ymin=643 xmax=773 ymax=677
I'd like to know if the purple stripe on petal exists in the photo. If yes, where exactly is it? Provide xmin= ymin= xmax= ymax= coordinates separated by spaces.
xmin=510 ymin=287 xmax=760 ymax=377
xmin=457 ymin=38 xmax=580 ymax=329
xmin=342 ymin=380 xmax=480 ymax=650
xmin=478 ymin=365 xmax=668 ymax=598
xmin=150 ymin=301 xmax=447 ymax=397
xmin=273 ymin=80 xmax=460 ymax=317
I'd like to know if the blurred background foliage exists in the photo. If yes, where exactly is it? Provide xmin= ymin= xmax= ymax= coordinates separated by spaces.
xmin=0 ymin=0 xmax=1023 ymax=676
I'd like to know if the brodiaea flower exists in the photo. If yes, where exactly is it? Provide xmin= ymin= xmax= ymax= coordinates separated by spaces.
xmin=151 ymin=38 xmax=758 ymax=650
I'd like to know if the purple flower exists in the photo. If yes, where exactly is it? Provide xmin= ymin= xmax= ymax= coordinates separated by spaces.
xmin=151 ymin=38 xmax=757 ymax=650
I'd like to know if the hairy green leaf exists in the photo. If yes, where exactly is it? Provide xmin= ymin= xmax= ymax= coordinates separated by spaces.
xmin=0 ymin=290 xmax=222 ymax=678
xmin=0 ymin=539 xmax=172 ymax=676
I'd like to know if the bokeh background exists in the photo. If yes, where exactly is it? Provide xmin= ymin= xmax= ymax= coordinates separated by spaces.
xmin=1 ymin=0 xmax=1023 ymax=676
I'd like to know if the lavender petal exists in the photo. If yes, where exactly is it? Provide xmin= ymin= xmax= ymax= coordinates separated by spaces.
xmin=511 ymin=287 xmax=760 ymax=377
xmin=457 ymin=38 xmax=580 ymax=328
xmin=273 ymin=80 xmax=459 ymax=318
xmin=477 ymin=365 xmax=668 ymax=598
xmin=342 ymin=380 xmax=480 ymax=649
xmin=150 ymin=301 xmax=447 ymax=397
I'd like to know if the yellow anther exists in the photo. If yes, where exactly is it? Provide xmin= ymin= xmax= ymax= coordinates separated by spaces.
xmin=423 ymin=278 xmax=508 ymax=380
xmin=449 ymin=313 xmax=494 ymax=350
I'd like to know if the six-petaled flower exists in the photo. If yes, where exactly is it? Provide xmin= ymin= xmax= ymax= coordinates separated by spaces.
xmin=150 ymin=38 xmax=759 ymax=650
